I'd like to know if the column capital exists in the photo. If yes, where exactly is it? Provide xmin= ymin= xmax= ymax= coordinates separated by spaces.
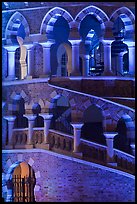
xmin=68 ymin=39 xmax=81 ymax=46
xmin=24 ymin=43 xmax=34 ymax=50
xmin=23 ymin=114 xmax=37 ymax=121
xmin=101 ymin=40 xmax=113 ymax=46
xmin=123 ymin=41 xmax=135 ymax=47
xmin=3 ymin=115 xmax=16 ymax=122
xmin=71 ymin=123 xmax=84 ymax=129
xmin=39 ymin=41 xmax=55 ymax=48
xmin=3 ymin=45 xmax=19 ymax=52
xmin=104 ymin=132 xmax=118 ymax=139
xmin=39 ymin=113 xmax=53 ymax=120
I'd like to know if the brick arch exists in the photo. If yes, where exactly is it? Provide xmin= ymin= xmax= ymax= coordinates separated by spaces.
xmin=75 ymin=5 xmax=109 ymax=39
xmin=118 ymin=113 xmax=135 ymax=141
xmin=3 ymin=156 xmax=41 ymax=202
xmin=4 ymin=160 xmax=36 ymax=202
xmin=110 ymin=7 xmax=135 ymax=38
xmin=40 ymin=6 xmax=74 ymax=36
xmin=5 ymin=11 xmax=30 ymax=45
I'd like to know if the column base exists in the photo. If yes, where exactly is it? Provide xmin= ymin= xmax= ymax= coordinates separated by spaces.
xmin=107 ymin=162 xmax=117 ymax=167
xmin=39 ymin=74 xmax=50 ymax=78
xmin=102 ymin=71 xmax=115 ymax=76
xmin=73 ymin=151 xmax=83 ymax=158
xmin=26 ymin=75 xmax=33 ymax=80
xmin=25 ymin=144 xmax=34 ymax=149
xmin=70 ymin=72 xmax=81 ymax=76
xmin=14 ymin=144 xmax=27 ymax=149
xmin=5 ymin=145 xmax=13 ymax=149
xmin=4 ymin=76 xmax=17 ymax=81
xmin=35 ymin=143 xmax=50 ymax=150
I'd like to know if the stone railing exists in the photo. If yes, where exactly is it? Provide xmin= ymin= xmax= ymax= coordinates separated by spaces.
xmin=113 ymin=149 xmax=135 ymax=175
xmin=9 ymin=128 xmax=135 ymax=175
xmin=12 ymin=128 xmax=28 ymax=148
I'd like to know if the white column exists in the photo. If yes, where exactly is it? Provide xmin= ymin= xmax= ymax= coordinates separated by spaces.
xmin=39 ymin=113 xmax=53 ymax=144
xmin=69 ymin=40 xmax=81 ymax=76
xmin=104 ymin=132 xmax=118 ymax=166
xmin=24 ymin=44 xmax=34 ymax=79
xmin=116 ymin=52 xmax=124 ymax=75
xmin=4 ymin=46 xmax=19 ymax=80
xmin=125 ymin=41 xmax=135 ymax=76
xmin=102 ymin=40 xmax=114 ymax=76
xmin=71 ymin=123 xmax=83 ymax=156
xmin=40 ymin=41 xmax=54 ymax=77
xmin=23 ymin=114 xmax=37 ymax=146
xmin=3 ymin=115 xmax=16 ymax=148
xmin=130 ymin=144 xmax=135 ymax=156
xmin=82 ymin=54 xmax=90 ymax=76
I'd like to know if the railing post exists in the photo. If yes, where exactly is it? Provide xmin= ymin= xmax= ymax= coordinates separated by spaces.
xmin=104 ymin=132 xmax=118 ymax=166
xmin=71 ymin=122 xmax=84 ymax=157
xmin=23 ymin=114 xmax=37 ymax=148
xmin=3 ymin=115 xmax=16 ymax=149
xmin=35 ymin=113 xmax=53 ymax=150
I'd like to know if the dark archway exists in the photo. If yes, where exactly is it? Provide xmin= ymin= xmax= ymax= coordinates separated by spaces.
xmin=5 ymin=161 xmax=36 ymax=202
xmin=12 ymin=94 xmax=28 ymax=128
xmin=81 ymin=104 xmax=105 ymax=145
xmin=32 ymin=103 xmax=44 ymax=127
xmin=50 ymin=95 xmax=72 ymax=134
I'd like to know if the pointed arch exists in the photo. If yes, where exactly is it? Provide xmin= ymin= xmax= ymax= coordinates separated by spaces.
xmin=5 ymin=11 xmax=30 ymax=45
xmin=110 ymin=7 xmax=135 ymax=37
xmin=75 ymin=5 xmax=109 ymax=38
xmin=5 ymin=161 xmax=36 ymax=202
xmin=40 ymin=7 xmax=74 ymax=35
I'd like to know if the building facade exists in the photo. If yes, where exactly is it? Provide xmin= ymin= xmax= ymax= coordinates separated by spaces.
xmin=2 ymin=2 xmax=135 ymax=202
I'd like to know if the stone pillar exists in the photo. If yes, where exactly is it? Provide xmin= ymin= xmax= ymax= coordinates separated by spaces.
xmin=40 ymin=41 xmax=54 ymax=77
xmin=23 ymin=114 xmax=37 ymax=148
xmin=130 ymin=143 xmax=135 ymax=156
xmin=69 ymin=40 xmax=81 ymax=76
xmin=101 ymin=40 xmax=114 ymax=76
xmin=116 ymin=52 xmax=125 ymax=76
xmin=104 ymin=132 xmax=118 ymax=166
xmin=71 ymin=123 xmax=83 ymax=157
xmin=3 ymin=115 xmax=16 ymax=149
xmin=4 ymin=46 xmax=19 ymax=80
xmin=24 ymin=44 xmax=34 ymax=79
xmin=126 ymin=41 xmax=135 ymax=76
xmin=37 ymin=113 xmax=53 ymax=149
xmin=82 ymin=54 xmax=90 ymax=76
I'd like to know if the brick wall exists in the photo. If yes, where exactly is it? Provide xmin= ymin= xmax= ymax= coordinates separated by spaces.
xmin=2 ymin=149 xmax=135 ymax=202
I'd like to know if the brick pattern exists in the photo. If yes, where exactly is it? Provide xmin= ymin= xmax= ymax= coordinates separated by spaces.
xmin=2 ymin=151 xmax=135 ymax=202
xmin=3 ymin=81 xmax=135 ymax=127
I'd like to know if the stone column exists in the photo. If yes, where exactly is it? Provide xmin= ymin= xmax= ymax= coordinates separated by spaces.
xmin=71 ymin=123 xmax=83 ymax=157
xmin=69 ymin=40 xmax=81 ymax=76
xmin=114 ymin=52 xmax=124 ymax=76
xmin=4 ymin=46 xmax=19 ymax=80
xmin=101 ymin=40 xmax=114 ymax=76
xmin=104 ymin=132 xmax=118 ymax=166
xmin=24 ymin=44 xmax=34 ymax=79
xmin=23 ymin=114 xmax=37 ymax=148
xmin=130 ymin=143 xmax=135 ymax=156
xmin=40 ymin=41 xmax=54 ymax=77
xmin=37 ymin=113 xmax=53 ymax=149
xmin=82 ymin=54 xmax=90 ymax=76
xmin=126 ymin=41 xmax=135 ymax=76
xmin=3 ymin=115 xmax=16 ymax=149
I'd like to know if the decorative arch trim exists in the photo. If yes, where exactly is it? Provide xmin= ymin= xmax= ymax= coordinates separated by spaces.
xmin=75 ymin=5 xmax=109 ymax=37
xmin=5 ymin=11 xmax=30 ymax=45
xmin=110 ymin=7 xmax=135 ymax=34
xmin=40 ymin=7 xmax=74 ymax=35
